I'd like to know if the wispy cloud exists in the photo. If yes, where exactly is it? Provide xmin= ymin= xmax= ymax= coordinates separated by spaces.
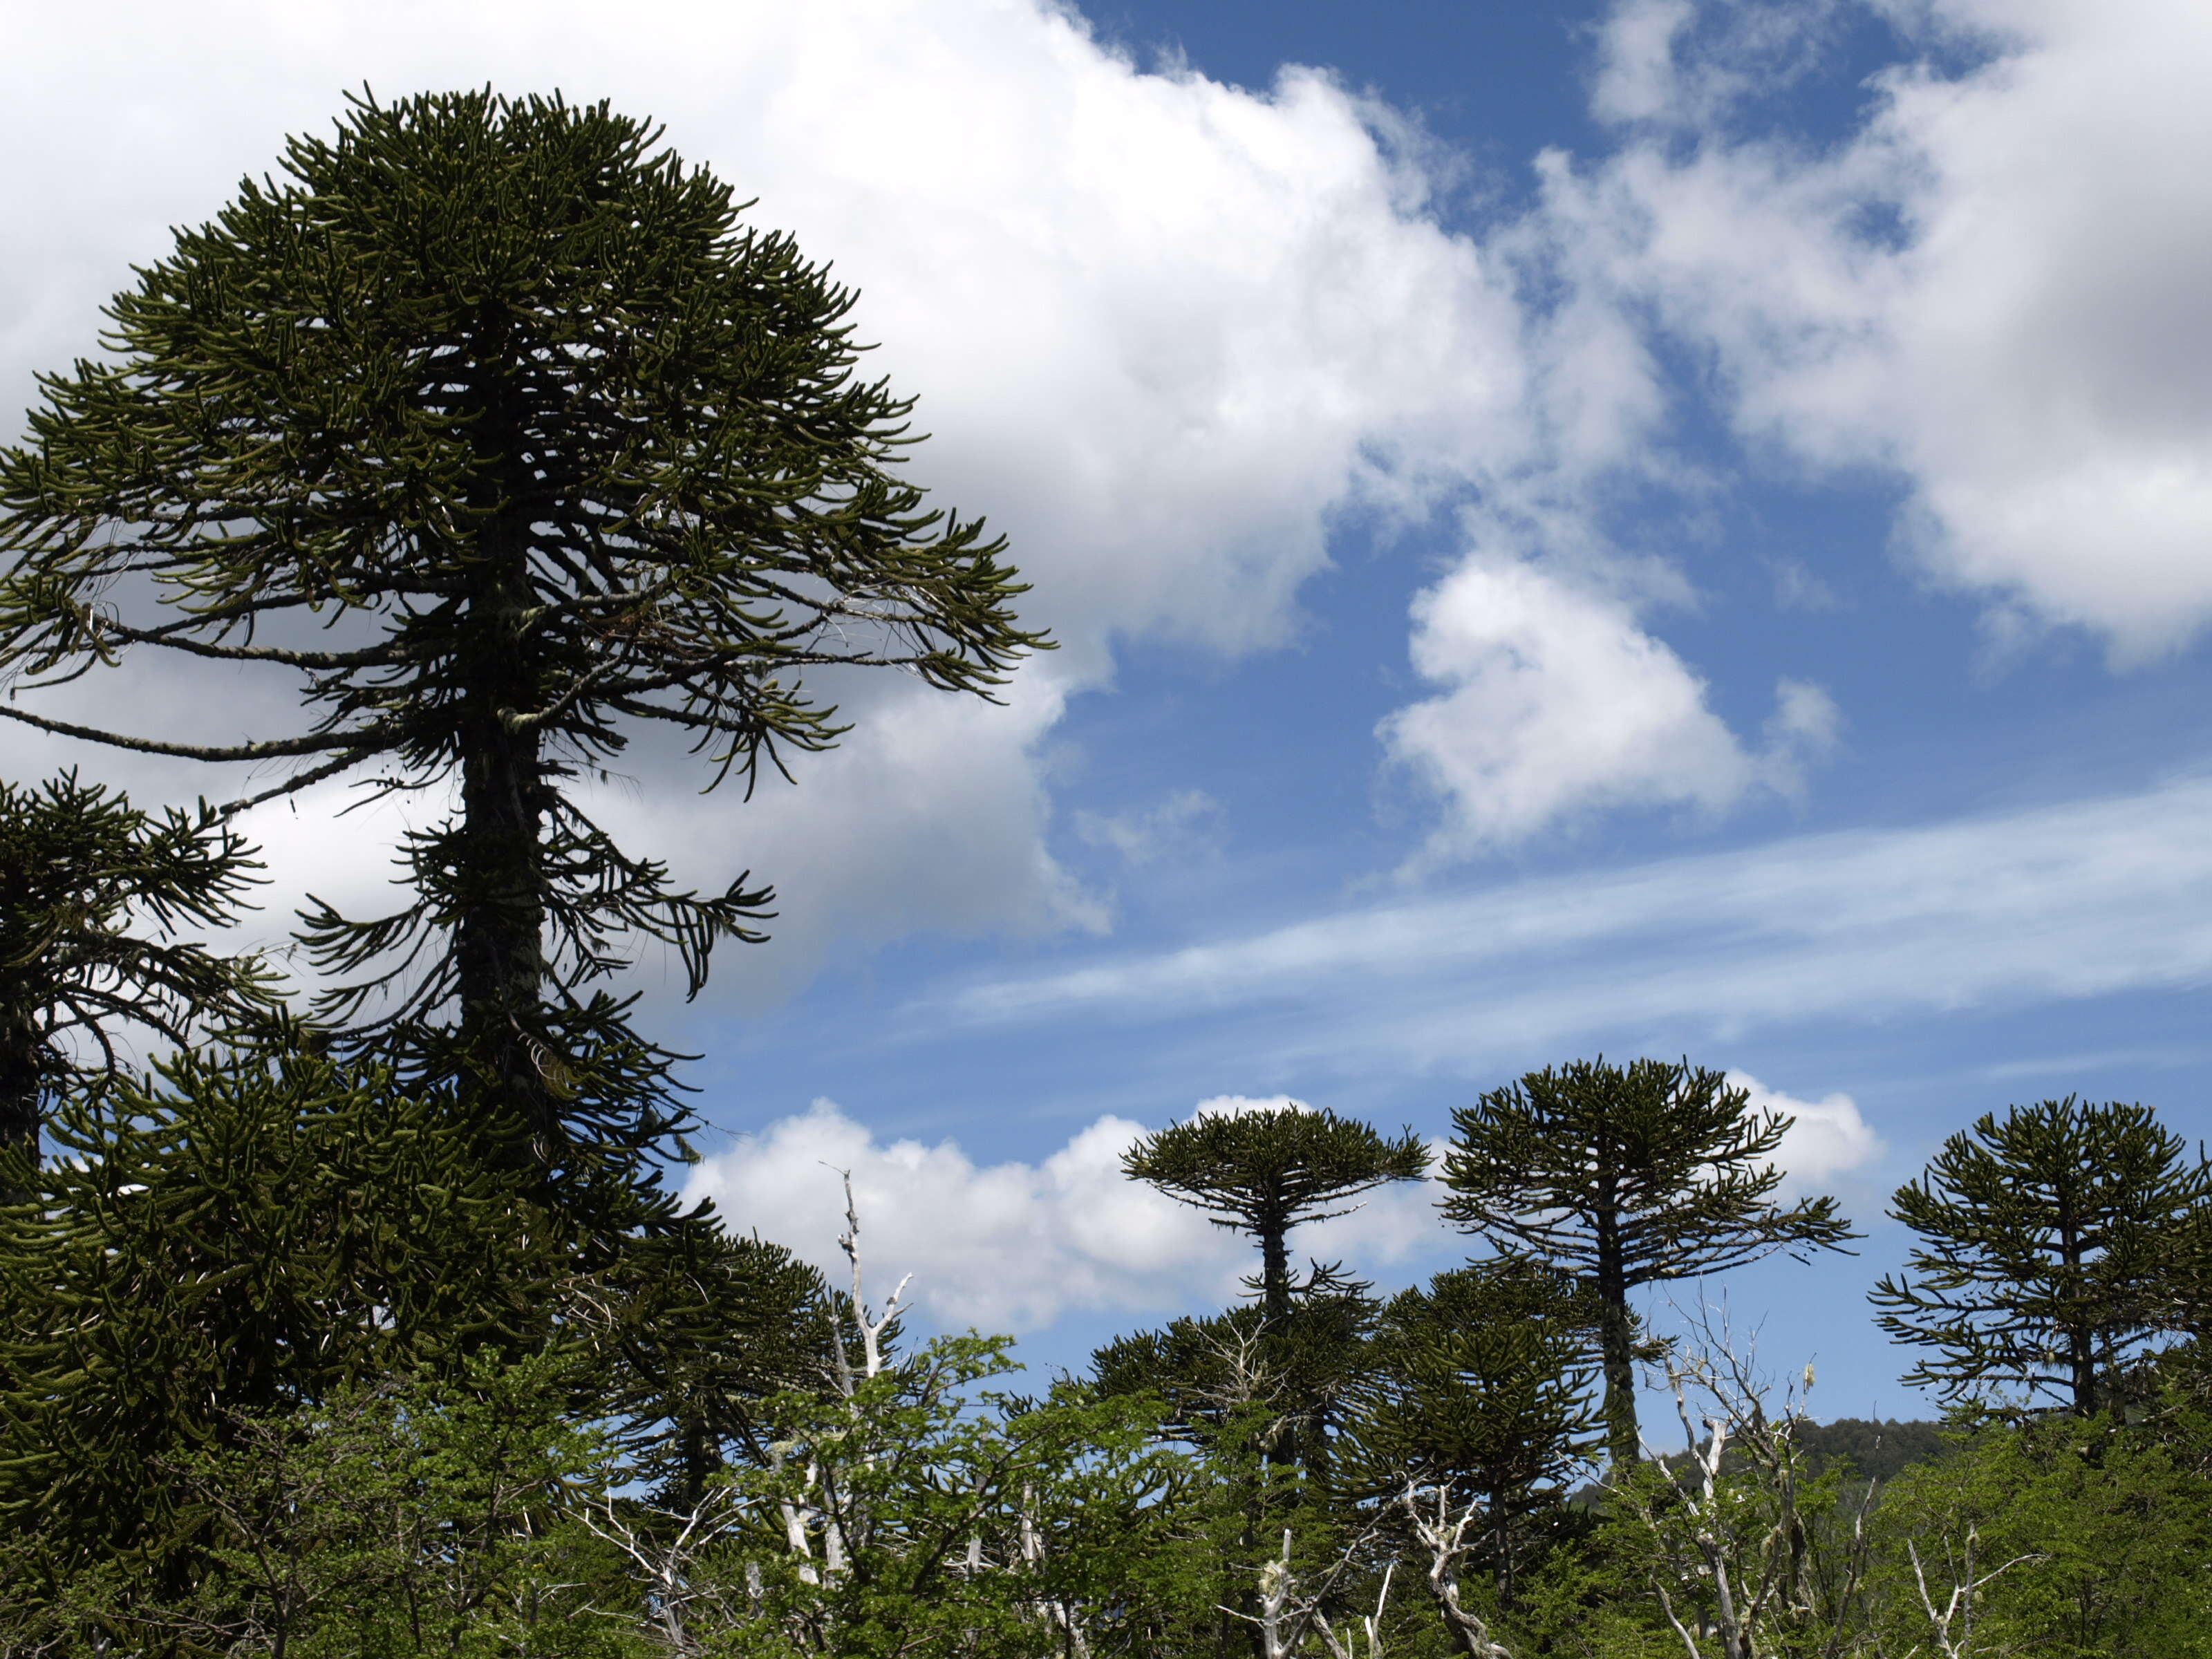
xmin=925 ymin=773 xmax=2212 ymax=1071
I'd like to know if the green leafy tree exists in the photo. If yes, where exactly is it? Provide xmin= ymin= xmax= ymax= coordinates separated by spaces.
xmin=0 ymin=88 xmax=1045 ymax=1194
xmin=1870 ymin=1096 xmax=2211 ymax=1416
xmin=1439 ymin=1057 xmax=1857 ymax=1469
xmin=1868 ymin=1413 xmax=2212 ymax=1659
xmin=0 ymin=771 xmax=273 ymax=1164
xmin=0 ymin=1351 xmax=637 ymax=1659
xmin=686 ymin=1333 xmax=1206 ymax=1659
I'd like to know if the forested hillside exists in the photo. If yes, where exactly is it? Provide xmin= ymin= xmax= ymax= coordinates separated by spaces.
xmin=3 ymin=91 xmax=2212 ymax=1659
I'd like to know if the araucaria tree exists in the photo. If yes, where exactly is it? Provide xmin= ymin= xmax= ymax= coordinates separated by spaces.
xmin=1870 ymin=1096 xmax=2211 ymax=1415
xmin=1123 ymin=1102 xmax=1430 ymax=1328
xmin=1440 ymin=1057 xmax=1856 ymax=1469
xmin=0 ymin=89 xmax=1044 ymax=1186
xmin=0 ymin=772 xmax=272 ymax=1162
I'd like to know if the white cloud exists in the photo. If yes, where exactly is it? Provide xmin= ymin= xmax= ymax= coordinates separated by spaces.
xmin=1728 ymin=1070 xmax=1886 ymax=1197
xmin=930 ymin=771 xmax=2212 ymax=1074
xmin=1566 ymin=0 xmax=2212 ymax=661
xmin=1378 ymin=556 xmax=1837 ymax=857
xmin=681 ymin=1094 xmax=1446 ymax=1330
xmin=0 ymin=0 xmax=1551 ymax=995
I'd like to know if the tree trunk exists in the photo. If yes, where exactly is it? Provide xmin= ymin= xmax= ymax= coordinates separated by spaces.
xmin=450 ymin=366 xmax=557 ymax=1163
xmin=0 ymin=1013 xmax=42 ymax=1195
xmin=0 ymin=1021 xmax=40 ymax=1152
xmin=2060 ymin=1214 xmax=2096 ymax=1414
xmin=1594 ymin=1165 xmax=1638 ymax=1468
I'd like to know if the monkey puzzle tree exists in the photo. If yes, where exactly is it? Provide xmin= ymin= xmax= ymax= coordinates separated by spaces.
xmin=1870 ymin=1096 xmax=2211 ymax=1416
xmin=0 ymin=89 xmax=1044 ymax=1190
xmin=0 ymin=771 xmax=273 ymax=1166
xmin=1123 ymin=1103 xmax=1430 ymax=1328
xmin=1439 ymin=1058 xmax=1856 ymax=1470
xmin=1116 ymin=1105 xmax=1425 ymax=1656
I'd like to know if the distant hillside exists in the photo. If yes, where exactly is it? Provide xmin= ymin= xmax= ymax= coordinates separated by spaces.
xmin=1638 ymin=1418 xmax=1953 ymax=1492
xmin=1790 ymin=1418 xmax=1951 ymax=1483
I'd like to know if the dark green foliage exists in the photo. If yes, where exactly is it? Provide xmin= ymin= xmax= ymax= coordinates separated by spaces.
xmin=0 ymin=1352 xmax=636 ymax=1658
xmin=0 ymin=87 xmax=1047 ymax=1185
xmin=1091 ymin=1291 xmax=1380 ymax=1459
xmin=1092 ymin=1293 xmax=1381 ymax=1659
xmin=0 ymin=771 xmax=274 ymax=1161
xmin=1342 ymin=1259 xmax=1605 ymax=1602
xmin=1871 ymin=1096 xmax=2211 ymax=1414
xmin=1440 ymin=1056 xmax=1858 ymax=1468
xmin=581 ymin=1217 xmax=834 ymax=1510
xmin=1122 ymin=1103 xmax=1429 ymax=1323
xmin=0 ymin=1047 xmax=561 ymax=1593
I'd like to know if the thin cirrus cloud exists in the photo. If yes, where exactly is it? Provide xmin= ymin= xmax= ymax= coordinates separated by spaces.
xmin=926 ymin=771 xmax=2212 ymax=1073
xmin=1562 ymin=0 xmax=2212 ymax=662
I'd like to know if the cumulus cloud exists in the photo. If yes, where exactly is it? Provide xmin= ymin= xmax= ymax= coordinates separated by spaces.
xmin=1566 ymin=0 xmax=2212 ymax=661
xmin=1378 ymin=557 xmax=1838 ymax=858
xmin=682 ymin=1095 xmax=1447 ymax=1331
xmin=1729 ymin=1070 xmax=1886 ymax=1197
xmin=0 ymin=0 xmax=1554 ymax=995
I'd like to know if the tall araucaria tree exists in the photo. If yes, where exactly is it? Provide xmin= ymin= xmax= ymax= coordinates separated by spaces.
xmin=1870 ymin=1096 xmax=2211 ymax=1416
xmin=1439 ymin=1057 xmax=1856 ymax=1470
xmin=1121 ymin=1101 xmax=1427 ymax=1492
xmin=1123 ymin=1103 xmax=1431 ymax=1329
xmin=0 ymin=90 xmax=1047 ymax=1188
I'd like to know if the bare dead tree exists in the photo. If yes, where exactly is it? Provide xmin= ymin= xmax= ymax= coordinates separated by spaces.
xmin=827 ymin=1165 xmax=910 ymax=1395
xmin=1224 ymin=1526 xmax=1396 ymax=1659
xmin=1900 ymin=1527 xmax=2038 ymax=1659
xmin=1611 ymin=1303 xmax=1873 ymax=1659
xmin=1391 ymin=1477 xmax=1517 ymax=1659
xmin=579 ymin=1494 xmax=751 ymax=1658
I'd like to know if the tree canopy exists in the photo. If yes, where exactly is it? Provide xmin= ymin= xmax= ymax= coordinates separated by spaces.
xmin=0 ymin=772 xmax=272 ymax=1164
xmin=1122 ymin=1102 xmax=1429 ymax=1324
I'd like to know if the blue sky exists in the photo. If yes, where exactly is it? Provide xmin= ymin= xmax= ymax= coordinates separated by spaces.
xmin=6 ymin=0 xmax=2211 ymax=1429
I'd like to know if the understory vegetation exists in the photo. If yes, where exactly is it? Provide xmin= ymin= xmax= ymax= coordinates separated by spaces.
xmin=3 ymin=88 xmax=2211 ymax=1658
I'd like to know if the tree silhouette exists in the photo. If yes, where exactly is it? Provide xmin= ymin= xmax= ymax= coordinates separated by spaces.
xmin=1440 ymin=1057 xmax=1855 ymax=1469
